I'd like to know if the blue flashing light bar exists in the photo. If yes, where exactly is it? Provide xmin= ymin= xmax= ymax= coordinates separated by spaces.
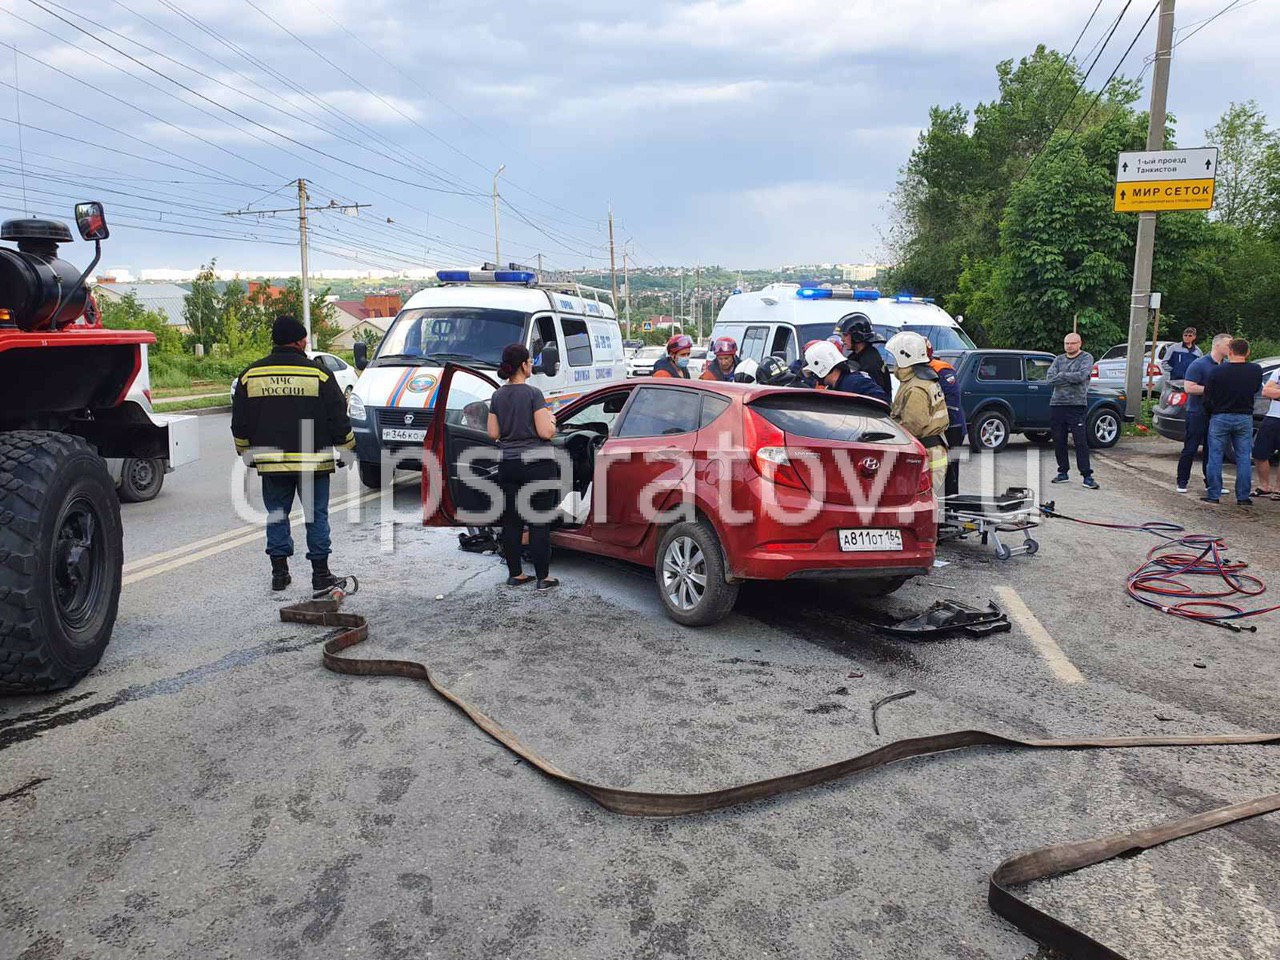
xmin=436 ymin=269 xmax=538 ymax=285
xmin=796 ymin=286 xmax=833 ymax=299
xmin=852 ymin=289 xmax=881 ymax=301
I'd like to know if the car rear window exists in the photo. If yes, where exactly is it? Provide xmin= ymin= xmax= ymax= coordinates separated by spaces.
xmin=748 ymin=394 xmax=908 ymax=444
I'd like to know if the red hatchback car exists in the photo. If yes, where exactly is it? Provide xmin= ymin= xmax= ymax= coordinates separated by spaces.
xmin=423 ymin=365 xmax=938 ymax=625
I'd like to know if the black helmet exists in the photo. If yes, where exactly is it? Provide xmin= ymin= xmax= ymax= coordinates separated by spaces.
xmin=835 ymin=312 xmax=884 ymax=344
xmin=755 ymin=355 xmax=793 ymax=386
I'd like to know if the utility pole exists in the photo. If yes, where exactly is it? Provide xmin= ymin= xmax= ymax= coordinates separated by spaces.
xmin=297 ymin=178 xmax=311 ymax=341
xmin=694 ymin=263 xmax=701 ymax=342
xmin=224 ymin=180 xmax=368 ymax=344
xmin=1122 ymin=0 xmax=1176 ymax=419
xmin=607 ymin=205 xmax=619 ymax=316
xmin=622 ymin=246 xmax=632 ymax=339
xmin=536 ymin=252 xmax=543 ymax=278
xmin=492 ymin=164 xmax=506 ymax=266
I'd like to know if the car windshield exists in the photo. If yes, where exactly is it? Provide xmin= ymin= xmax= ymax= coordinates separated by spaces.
xmin=902 ymin=324 xmax=976 ymax=351
xmin=635 ymin=346 xmax=664 ymax=359
xmin=373 ymin=307 xmax=527 ymax=368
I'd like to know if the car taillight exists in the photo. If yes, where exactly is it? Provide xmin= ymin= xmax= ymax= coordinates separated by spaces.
xmin=1091 ymin=364 xmax=1099 ymax=378
xmin=743 ymin=407 xmax=808 ymax=490
xmin=1170 ymin=391 xmax=1187 ymax=407
xmin=1146 ymin=362 xmax=1161 ymax=377
xmin=918 ymin=459 xmax=933 ymax=495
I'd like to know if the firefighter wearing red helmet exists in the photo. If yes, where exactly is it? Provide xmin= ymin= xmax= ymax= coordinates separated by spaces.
xmin=652 ymin=333 xmax=693 ymax=379
xmin=700 ymin=336 xmax=739 ymax=381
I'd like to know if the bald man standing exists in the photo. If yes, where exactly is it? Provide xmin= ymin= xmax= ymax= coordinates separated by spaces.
xmin=1046 ymin=332 xmax=1098 ymax=489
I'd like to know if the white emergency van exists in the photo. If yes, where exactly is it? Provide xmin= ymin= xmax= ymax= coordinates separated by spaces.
xmin=347 ymin=269 xmax=625 ymax=488
xmin=711 ymin=283 xmax=975 ymax=368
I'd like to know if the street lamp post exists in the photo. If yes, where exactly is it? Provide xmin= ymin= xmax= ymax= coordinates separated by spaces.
xmin=492 ymin=164 xmax=506 ymax=266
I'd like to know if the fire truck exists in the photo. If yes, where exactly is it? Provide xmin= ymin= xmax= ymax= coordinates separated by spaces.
xmin=0 ymin=203 xmax=194 ymax=692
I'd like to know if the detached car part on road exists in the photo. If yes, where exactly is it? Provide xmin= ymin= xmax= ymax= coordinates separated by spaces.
xmin=0 ymin=204 xmax=196 ymax=693
xmin=937 ymin=349 xmax=1128 ymax=453
xmin=422 ymin=365 xmax=938 ymax=626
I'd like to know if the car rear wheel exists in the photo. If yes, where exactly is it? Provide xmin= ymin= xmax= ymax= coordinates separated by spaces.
xmin=970 ymin=410 xmax=1011 ymax=452
xmin=1088 ymin=408 xmax=1121 ymax=448
xmin=117 ymin=456 xmax=165 ymax=503
xmin=655 ymin=520 xmax=739 ymax=627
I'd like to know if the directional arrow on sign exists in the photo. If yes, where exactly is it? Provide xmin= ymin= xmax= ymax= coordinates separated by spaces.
xmin=1122 ymin=162 xmax=1129 ymax=173
xmin=1205 ymin=159 xmax=1212 ymax=170
xmin=1120 ymin=189 xmax=1127 ymax=201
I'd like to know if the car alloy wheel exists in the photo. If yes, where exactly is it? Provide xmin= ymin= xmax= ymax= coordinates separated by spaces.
xmin=1092 ymin=411 xmax=1120 ymax=447
xmin=661 ymin=535 xmax=707 ymax=612
xmin=978 ymin=417 xmax=1007 ymax=450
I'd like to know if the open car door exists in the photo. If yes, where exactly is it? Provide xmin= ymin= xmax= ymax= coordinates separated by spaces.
xmin=422 ymin=363 xmax=501 ymax=527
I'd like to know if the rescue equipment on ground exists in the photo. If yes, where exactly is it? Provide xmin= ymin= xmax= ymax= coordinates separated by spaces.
xmin=940 ymin=487 xmax=1041 ymax=560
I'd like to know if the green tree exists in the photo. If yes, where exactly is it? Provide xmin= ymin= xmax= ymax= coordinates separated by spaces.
xmin=183 ymin=261 xmax=223 ymax=351
xmin=261 ymin=279 xmax=341 ymax=351
xmin=99 ymin=291 xmax=183 ymax=354
xmin=1206 ymin=100 xmax=1279 ymax=231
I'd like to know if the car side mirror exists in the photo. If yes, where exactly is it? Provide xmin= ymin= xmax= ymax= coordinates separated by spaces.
xmin=538 ymin=344 xmax=560 ymax=376
xmin=74 ymin=201 xmax=109 ymax=242
xmin=353 ymin=341 xmax=369 ymax=370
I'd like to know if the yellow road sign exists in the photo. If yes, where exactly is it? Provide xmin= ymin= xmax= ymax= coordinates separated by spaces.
xmin=1114 ymin=178 xmax=1214 ymax=212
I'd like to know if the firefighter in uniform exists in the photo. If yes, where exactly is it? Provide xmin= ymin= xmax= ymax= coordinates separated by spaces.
xmin=651 ymin=333 xmax=693 ymax=379
xmin=802 ymin=341 xmax=889 ymax=402
xmin=926 ymin=338 xmax=965 ymax=499
xmin=835 ymin=313 xmax=891 ymax=397
xmin=700 ymin=336 xmax=739 ymax=381
xmin=884 ymin=331 xmax=950 ymax=496
xmin=231 ymin=315 xmax=355 ymax=594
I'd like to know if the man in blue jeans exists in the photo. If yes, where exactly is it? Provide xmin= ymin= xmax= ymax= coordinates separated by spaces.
xmin=231 ymin=316 xmax=356 ymax=593
xmin=1203 ymin=337 xmax=1264 ymax=506
xmin=1177 ymin=332 xmax=1231 ymax=493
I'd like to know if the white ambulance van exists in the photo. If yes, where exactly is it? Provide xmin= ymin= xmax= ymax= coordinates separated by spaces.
xmin=711 ymin=283 xmax=975 ymax=368
xmin=347 ymin=269 xmax=625 ymax=488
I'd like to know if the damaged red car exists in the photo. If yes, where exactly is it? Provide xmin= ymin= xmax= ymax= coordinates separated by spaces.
xmin=423 ymin=364 xmax=938 ymax=626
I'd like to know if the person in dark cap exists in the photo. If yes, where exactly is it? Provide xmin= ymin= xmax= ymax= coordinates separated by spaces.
xmin=231 ymin=315 xmax=355 ymax=594
xmin=835 ymin=313 xmax=891 ymax=396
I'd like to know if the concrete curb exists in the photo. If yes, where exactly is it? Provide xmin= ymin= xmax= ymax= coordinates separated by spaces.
xmin=156 ymin=404 xmax=232 ymax=417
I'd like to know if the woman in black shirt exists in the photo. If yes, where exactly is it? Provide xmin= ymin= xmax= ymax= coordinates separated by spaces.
xmin=487 ymin=344 xmax=560 ymax=589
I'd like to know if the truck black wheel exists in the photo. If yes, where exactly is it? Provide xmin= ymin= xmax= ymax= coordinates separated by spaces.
xmin=0 ymin=431 xmax=123 ymax=693
xmin=655 ymin=520 xmax=740 ymax=626
xmin=117 ymin=456 xmax=165 ymax=503
xmin=358 ymin=460 xmax=384 ymax=489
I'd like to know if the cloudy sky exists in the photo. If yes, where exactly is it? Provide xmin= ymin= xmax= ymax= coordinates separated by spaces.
xmin=1 ymin=0 xmax=1276 ymax=274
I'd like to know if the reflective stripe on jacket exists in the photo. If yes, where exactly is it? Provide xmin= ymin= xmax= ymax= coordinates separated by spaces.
xmin=231 ymin=346 xmax=354 ymax=473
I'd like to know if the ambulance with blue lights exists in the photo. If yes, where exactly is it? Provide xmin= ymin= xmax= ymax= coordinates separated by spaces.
xmin=711 ymin=282 xmax=975 ymax=369
xmin=347 ymin=269 xmax=625 ymax=488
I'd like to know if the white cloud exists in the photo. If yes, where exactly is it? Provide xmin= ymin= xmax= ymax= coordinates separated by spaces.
xmin=548 ymin=79 xmax=777 ymax=124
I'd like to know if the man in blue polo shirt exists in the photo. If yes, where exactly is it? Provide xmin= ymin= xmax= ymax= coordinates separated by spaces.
xmin=1177 ymin=332 xmax=1230 ymax=494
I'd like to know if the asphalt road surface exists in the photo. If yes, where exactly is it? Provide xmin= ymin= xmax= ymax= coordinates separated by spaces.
xmin=3 ymin=429 xmax=1278 ymax=960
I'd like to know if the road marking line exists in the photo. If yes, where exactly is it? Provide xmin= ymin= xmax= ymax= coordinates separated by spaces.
xmin=994 ymin=585 xmax=1086 ymax=685
xmin=122 ymin=485 xmax=397 ymax=584
xmin=122 ymin=487 xmax=372 ymax=574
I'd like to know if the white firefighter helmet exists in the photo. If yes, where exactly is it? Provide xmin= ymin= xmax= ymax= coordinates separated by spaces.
xmin=802 ymin=340 xmax=846 ymax=380
xmin=733 ymin=357 xmax=760 ymax=383
xmin=885 ymin=330 xmax=930 ymax=368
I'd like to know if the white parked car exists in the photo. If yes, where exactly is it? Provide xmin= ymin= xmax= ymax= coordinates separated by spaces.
xmin=687 ymin=345 xmax=709 ymax=378
xmin=626 ymin=345 xmax=666 ymax=377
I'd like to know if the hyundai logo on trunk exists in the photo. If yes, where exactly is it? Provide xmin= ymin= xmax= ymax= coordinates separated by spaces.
xmin=858 ymin=457 xmax=881 ymax=477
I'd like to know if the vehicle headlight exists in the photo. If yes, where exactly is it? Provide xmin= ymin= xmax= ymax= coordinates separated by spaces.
xmin=347 ymin=393 xmax=367 ymax=421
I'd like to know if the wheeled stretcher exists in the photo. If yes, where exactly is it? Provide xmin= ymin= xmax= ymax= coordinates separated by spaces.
xmin=938 ymin=486 xmax=1040 ymax=560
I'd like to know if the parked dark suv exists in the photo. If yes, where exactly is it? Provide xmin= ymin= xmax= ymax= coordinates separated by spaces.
xmin=937 ymin=350 xmax=1128 ymax=452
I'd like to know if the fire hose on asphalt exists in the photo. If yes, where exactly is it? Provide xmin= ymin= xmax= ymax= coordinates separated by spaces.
xmin=283 ymin=597 xmax=1280 ymax=959
xmin=1039 ymin=503 xmax=1279 ymax=632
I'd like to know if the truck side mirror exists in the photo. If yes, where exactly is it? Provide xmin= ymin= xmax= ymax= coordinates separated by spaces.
xmin=74 ymin=202 xmax=109 ymax=242
xmin=353 ymin=341 xmax=369 ymax=370
xmin=538 ymin=344 xmax=560 ymax=376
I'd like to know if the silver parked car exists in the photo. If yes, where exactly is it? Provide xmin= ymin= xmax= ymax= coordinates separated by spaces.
xmin=1092 ymin=340 xmax=1174 ymax=397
